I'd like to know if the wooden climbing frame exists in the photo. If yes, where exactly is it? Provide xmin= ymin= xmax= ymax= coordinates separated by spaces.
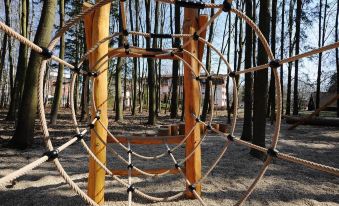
xmin=83 ymin=1 xmax=208 ymax=204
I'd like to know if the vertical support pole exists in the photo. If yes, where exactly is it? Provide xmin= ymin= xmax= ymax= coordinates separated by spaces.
xmin=83 ymin=2 xmax=111 ymax=205
xmin=183 ymin=11 xmax=207 ymax=198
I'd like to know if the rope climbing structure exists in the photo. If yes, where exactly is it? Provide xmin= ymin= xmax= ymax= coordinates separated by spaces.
xmin=0 ymin=0 xmax=339 ymax=205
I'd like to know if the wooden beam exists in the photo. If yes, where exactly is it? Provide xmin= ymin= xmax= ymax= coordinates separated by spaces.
xmin=110 ymin=168 xmax=184 ymax=176
xmin=183 ymin=8 xmax=202 ymax=198
xmin=107 ymin=47 xmax=183 ymax=59
xmin=288 ymin=95 xmax=339 ymax=130
xmin=83 ymin=2 xmax=93 ymax=9
xmin=107 ymin=135 xmax=185 ymax=145
xmin=86 ymin=1 xmax=111 ymax=205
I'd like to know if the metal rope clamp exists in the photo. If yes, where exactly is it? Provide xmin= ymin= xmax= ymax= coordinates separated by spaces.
xmin=43 ymin=149 xmax=59 ymax=162
xmin=127 ymin=185 xmax=135 ymax=193
xmin=222 ymin=0 xmax=232 ymax=12
xmin=267 ymin=148 xmax=279 ymax=158
xmin=40 ymin=47 xmax=53 ymax=60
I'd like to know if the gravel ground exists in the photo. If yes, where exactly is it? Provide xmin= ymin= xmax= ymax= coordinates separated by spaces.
xmin=0 ymin=110 xmax=338 ymax=206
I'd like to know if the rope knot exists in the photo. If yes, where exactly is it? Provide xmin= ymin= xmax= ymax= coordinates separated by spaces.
xmin=122 ymin=29 xmax=129 ymax=36
xmin=188 ymin=184 xmax=196 ymax=192
xmin=124 ymin=43 xmax=130 ymax=54
xmin=193 ymin=32 xmax=199 ymax=41
xmin=267 ymin=148 xmax=279 ymax=157
xmin=88 ymin=123 xmax=95 ymax=129
xmin=75 ymin=133 xmax=84 ymax=141
xmin=206 ymin=123 xmax=212 ymax=130
xmin=222 ymin=0 xmax=232 ymax=12
xmin=228 ymin=71 xmax=236 ymax=78
xmin=40 ymin=47 xmax=53 ymax=59
xmin=127 ymin=185 xmax=135 ymax=193
xmin=269 ymin=59 xmax=281 ymax=68
xmin=127 ymin=164 xmax=134 ymax=169
xmin=43 ymin=149 xmax=59 ymax=162
xmin=95 ymin=111 xmax=101 ymax=120
xmin=87 ymin=71 xmax=98 ymax=78
xmin=227 ymin=134 xmax=235 ymax=142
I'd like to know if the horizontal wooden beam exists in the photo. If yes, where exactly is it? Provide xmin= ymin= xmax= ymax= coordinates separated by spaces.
xmin=108 ymin=47 xmax=183 ymax=60
xmin=107 ymin=135 xmax=185 ymax=145
xmin=83 ymin=2 xmax=93 ymax=9
xmin=110 ymin=168 xmax=184 ymax=176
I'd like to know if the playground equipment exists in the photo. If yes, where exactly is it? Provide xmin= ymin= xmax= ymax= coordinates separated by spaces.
xmin=0 ymin=0 xmax=339 ymax=205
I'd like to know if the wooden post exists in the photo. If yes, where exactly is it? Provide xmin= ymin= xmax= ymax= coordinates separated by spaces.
xmin=84 ymin=2 xmax=111 ymax=205
xmin=183 ymin=11 xmax=207 ymax=198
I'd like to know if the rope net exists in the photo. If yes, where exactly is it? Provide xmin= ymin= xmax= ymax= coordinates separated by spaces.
xmin=0 ymin=0 xmax=338 ymax=206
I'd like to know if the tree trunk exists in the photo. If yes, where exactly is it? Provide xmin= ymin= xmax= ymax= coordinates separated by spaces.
xmin=286 ymin=0 xmax=295 ymax=115
xmin=201 ymin=1 xmax=215 ymax=121
xmin=268 ymin=0 xmax=277 ymax=121
xmin=0 ymin=0 xmax=10 ymax=84
xmin=153 ymin=2 xmax=160 ymax=116
xmin=241 ymin=0 xmax=253 ymax=141
xmin=50 ymin=0 xmax=65 ymax=125
xmin=336 ymin=0 xmax=339 ymax=117
xmin=252 ymin=0 xmax=257 ymax=67
xmin=11 ymin=0 xmax=58 ymax=149
xmin=130 ymin=0 xmax=139 ymax=116
xmin=316 ymin=0 xmax=328 ymax=111
xmin=280 ymin=0 xmax=286 ymax=115
xmin=115 ymin=6 xmax=124 ymax=121
xmin=6 ymin=0 xmax=29 ymax=121
xmin=226 ymin=13 xmax=232 ymax=124
xmin=145 ymin=0 xmax=156 ymax=125
xmin=293 ymin=0 xmax=302 ymax=115
xmin=251 ymin=0 xmax=271 ymax=159
xmin=123 ymin=64 xmax=127 ymax=111
xmin=170 ymin=4 xmax=181 ymax=118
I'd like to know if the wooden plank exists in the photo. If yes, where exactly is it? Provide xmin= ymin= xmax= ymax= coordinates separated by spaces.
xmin=86 ymin=1 xmax=111 ymax=204
xmin=107 ymin=47 xmax=183 ymax=59
xmin=183 ymin=8 xmax=202 ymax=198
xmin=107 ymin=135 xmax=185 ymax=145
xmin=110 ymin=168 xmax=184 ymax=176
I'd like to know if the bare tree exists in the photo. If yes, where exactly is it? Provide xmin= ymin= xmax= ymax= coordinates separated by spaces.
xmin=11 ymin=0 xmax=58 ymax=148
xmin=251 ymin=0 xmax=271 ymax=159
xmin=241 ymin=0 xmax=253 ymax=141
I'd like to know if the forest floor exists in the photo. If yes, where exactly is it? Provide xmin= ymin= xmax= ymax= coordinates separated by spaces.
xmin=0 ymin=109 xmax=338 ymax=206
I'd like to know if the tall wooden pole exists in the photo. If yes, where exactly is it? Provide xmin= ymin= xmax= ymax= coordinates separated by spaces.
xmin=84 ymin=2 xmax=111 ymax=205
xmin=183 ymin=10 xmax=207 ymax=198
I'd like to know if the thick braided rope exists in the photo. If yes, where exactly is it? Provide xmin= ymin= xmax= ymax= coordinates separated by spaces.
xmin=222 ymin=135 xmax=339 ymax=177
xmin=235 ymin=41 xmax=339 ymax=75
xmin=25 ymin=0 xmax=338 ymax=204
xmin=100 ymin=119 xmax=198 ymax=160
xmin=78 ymin=33 xmax=121 ymax=68
xmin=80 ymin=138 xmax=186 ymax=202
xmin=127 ymin=142 xmax=133 ymax=206
xmin=236 ymin=158 xmax=272 ymax=206
xmin=38 ymin=57 xmax=99 ymax=206
xmin=92 ymin=128 xmax=174 ymax=177
xmin=165 ymin=144 xmax=207 ymax=206
xmin=0 ymin=157 xmax=48 ymax=186
xmin=49 ymin=0 xmax=113 ymax=49
xmin=0 ymin=21 xmax=74 ymax=69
